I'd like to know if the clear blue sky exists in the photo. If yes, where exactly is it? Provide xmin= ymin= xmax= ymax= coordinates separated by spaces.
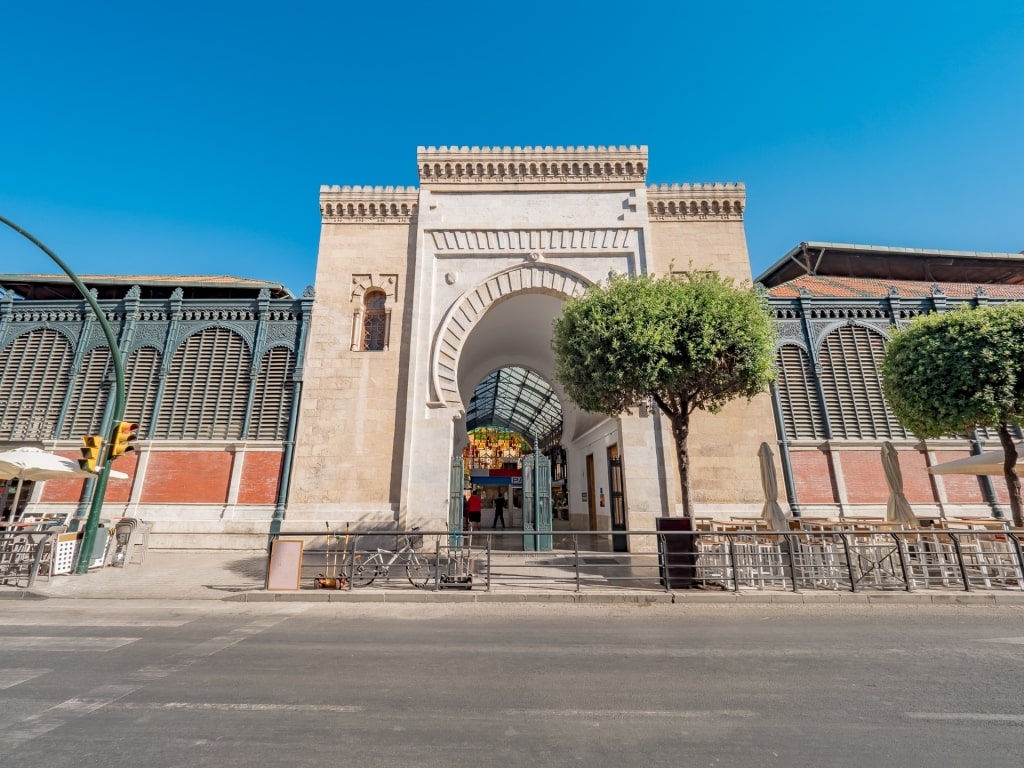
xmin=2 ymin=2 xmax=1022 ymax=296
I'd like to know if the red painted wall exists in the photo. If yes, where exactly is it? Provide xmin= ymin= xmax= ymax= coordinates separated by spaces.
xmin=142 ymin=451 xmax=232 ymax=504
xmin=895 ymin=449 xmax=934 ymax=504
xmin=791 ymin=450 xmax=837 ymax=503
xmin=930 ymin=450 xmax=987 ymax=503
xmin=839 ymin=451 xmax=889 ymax=504
xmin=238 ymin=452 xmax=283 ymax=504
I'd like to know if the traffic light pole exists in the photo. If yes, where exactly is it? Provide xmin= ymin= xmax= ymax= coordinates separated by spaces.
xmin=0 ymin=216 xmax=126 ymax=574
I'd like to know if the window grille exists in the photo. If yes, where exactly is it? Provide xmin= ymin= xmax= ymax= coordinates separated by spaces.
xmin=0 ymin=329 xmax=73 ymax=440
xmin=774 ymin=345 xmax=825 ymax=440
xmin=250 ymin=346 xmax=296 ymax=440
xmin=62 ymin=347 xmax=112 ymax=438
xmin=154 ymin=328 xmax=251 ymax=439
xmin=362 ymin=291 xmax=387 ymax=351
xmin=818 ymin=325 xmax=909 ymax=440
xmin=124 ymin=347 xmax=162 ymax=438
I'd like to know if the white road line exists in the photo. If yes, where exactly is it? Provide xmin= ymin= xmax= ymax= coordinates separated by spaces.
xmin=113 ymin=702 xmax=362 ymax=713
xmin=0 ymin=611 xmax=305 ymax=752
xmin=502 ymin=709 xmax=758 ymax=719
xmin=2 ymin=619 xmax=191 ymax=627
xmin=906 ymin=713 xmax=1024 ymax=724
xmin=2 ymin=637 xmax=139 ymax=652
xmin=0 ymin=669 xmax=51 ymax=690
xmin=978 ymin=637 xmax=1024 ymax=645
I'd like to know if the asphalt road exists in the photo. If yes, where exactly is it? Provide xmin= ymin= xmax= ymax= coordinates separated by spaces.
xmin=1 ymin=601 xmax=1022 ymax=768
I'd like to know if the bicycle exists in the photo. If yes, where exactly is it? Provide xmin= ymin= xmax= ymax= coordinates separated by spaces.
xmin=343 ymin=527 xmax=434 ymax=588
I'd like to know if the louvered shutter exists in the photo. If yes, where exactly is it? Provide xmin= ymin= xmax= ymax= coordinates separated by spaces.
xmin=819 ymin=325 xmax=909 ymax=440
xmin=155 ymin=328 xmax=251 ymax=439
xmin=251 ymin=347 xmax=296 ymax=440
xmin=63 ymin=347 xmax=112 ymax=437
xmin=125 ymin=347 xmax=162 ymax=438
xmin=0 ymin=329 xmax=73 ymax=440
xmin=775 ymin=345 xmax=825 ymax=439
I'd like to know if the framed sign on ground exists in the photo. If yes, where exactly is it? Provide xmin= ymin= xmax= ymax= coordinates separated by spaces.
xmin=266 ymin=538 xmax=304 ymax=591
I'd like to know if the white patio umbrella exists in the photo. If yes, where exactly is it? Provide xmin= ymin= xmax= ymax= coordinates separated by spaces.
xmin=881 ymin=441 xmax=918 ymax=527
xmin=926 ymin=441 xmax=1024 ymax=476
xmin=758 ymin=442 xmax=789 ymax=531
xmin=0 ymin=447 xmax=127 ymax=523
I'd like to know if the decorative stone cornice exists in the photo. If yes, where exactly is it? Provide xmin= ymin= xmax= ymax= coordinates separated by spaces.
xmin=320 ymin=186 xmax=419 ymax=224
xmin=417 ymin=145 xmax=648 ymax=185
xmin=647 ymin=183 xmax=745 ymax=220
xmin=427 ymin=228 xmax=637 ymax=254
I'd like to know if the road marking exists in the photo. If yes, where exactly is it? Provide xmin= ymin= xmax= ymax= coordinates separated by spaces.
xmin=113 ymin=702 xmax=363 ymax=713
xmin=2 ymin=619 xmax=190 ymax=627
xmin=978 ymin=637 xmax=1024 ymax=645
xmin=0 ymin=669 xmax=51 ymax=690
xmin=0 ymin=612 xmax=305 ymax=751
xmin=1 ymin=637 xmax=139 ymax=652
xmin=906 ymin=713 xmax=1024 ymax=724
xmin=503 ymin=709 xmax=758 ymax=719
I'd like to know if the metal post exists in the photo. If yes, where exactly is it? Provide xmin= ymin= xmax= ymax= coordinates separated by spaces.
xmin=0 ymin=217 xmax=126 ymax=575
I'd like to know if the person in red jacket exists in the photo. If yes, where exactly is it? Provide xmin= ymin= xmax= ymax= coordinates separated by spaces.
xmin=466 ymin=488 xmax=482 ymax=531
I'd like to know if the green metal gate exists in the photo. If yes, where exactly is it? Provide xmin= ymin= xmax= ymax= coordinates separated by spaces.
xmin=449 ymin=455 xmax=465 ymax=548
xmin=522 ymin=453 xmax=552 ymax=551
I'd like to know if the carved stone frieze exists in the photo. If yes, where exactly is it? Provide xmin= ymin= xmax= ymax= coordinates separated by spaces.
xmin=417 ymin=145 xmax=648 ymax=185
xmin=320 ymin=186 xmax=419 ymax=224
xmin=647 ymin=183 xmax=746 ymax=221
xmin=428 ymin=229 xmax=636 ymax=254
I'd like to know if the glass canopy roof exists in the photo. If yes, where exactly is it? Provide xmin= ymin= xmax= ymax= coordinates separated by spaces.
xmin=465 ymin=366 xmax=563 ymax=446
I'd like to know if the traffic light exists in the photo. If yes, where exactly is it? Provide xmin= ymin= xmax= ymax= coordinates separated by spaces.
xmin=111 ymin=421 xmax=139 ymax=458
xmin=79 ymin=435 xmax=103 ymax=472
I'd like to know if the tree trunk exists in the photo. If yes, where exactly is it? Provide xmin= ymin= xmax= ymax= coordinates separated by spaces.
xmin=997 ymin=424 xmax=1024 ymax=527
xmin=668 ymin=410 xmax=694 ymax=519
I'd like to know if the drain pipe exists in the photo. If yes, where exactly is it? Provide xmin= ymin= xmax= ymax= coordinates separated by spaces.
xmin=769 ymin=381 xmax=801 ymax=516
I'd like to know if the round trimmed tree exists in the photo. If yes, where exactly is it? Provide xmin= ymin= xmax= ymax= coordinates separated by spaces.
xmin=551 ymin=270 xmax=776 ymax=519
xmin=881 ymin=304 xmax=1024 ymax=527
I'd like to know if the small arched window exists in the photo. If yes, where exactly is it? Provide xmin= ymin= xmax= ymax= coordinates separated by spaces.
xmin=362 ymin=291 xmax=387 ymax=351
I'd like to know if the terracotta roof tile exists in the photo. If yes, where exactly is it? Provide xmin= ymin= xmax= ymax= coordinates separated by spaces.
xmin=767 ymin=276 xmax=1024 ymax=300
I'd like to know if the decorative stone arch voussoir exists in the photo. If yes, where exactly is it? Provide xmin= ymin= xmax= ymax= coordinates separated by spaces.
xmin=430 ymin=264 xmax=592 ymax=408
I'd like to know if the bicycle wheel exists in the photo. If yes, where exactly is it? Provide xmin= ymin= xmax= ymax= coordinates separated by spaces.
xmin=348 ymin=554 xmax=378 ymax=588
xmin=406 ymin=551 xmax=435 ymax=588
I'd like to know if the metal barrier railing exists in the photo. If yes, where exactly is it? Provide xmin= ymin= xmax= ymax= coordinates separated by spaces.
xmin=0 ymin=530 xmax=57 ymax=589
xmin=270 ymin=527 xmax=1024 ymax=595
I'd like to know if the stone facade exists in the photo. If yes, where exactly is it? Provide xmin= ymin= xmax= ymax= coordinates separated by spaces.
xmin=286 ymin=146 xmax=778 ymax=539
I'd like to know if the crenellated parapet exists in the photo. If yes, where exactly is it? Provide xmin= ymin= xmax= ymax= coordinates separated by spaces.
xmin=417 ymin=145 xmax=648 ymax=185
xmin=320 ymin=185 xmax=419 ymax=224
xmin=647 ymin=182 xmax=745 ymax=221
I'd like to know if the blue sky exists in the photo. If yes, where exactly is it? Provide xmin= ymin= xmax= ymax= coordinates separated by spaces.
xmin=2 ymin=2 xmax=1022 ymax=296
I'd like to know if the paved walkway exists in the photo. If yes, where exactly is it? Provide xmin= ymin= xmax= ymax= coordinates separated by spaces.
xmin=4 ymin=549 xmax=1024 ymax=604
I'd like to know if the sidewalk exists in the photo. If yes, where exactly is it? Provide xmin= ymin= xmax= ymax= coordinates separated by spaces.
xmin=4 ymin=549 xmax=1024 ymax=604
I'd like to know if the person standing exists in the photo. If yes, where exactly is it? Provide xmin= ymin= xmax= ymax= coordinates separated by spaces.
xmin=492 ymin=492 xmax=507 ymax=529
xmin=466 ymin=488 xmax=483 ymax=531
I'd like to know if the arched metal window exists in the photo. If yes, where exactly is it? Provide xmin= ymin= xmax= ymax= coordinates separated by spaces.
xmin=362 ymin=291 xmax=387 ymax=351
xmin=818 ymin=325 xmax=909 ymax=440
xmin=0 ymin=329 xmax=73 ymax=440
xmin=155 ymin=327 xmax=251 ymax=439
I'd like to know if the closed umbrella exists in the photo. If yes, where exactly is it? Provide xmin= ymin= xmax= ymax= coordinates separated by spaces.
xmin=0 ymin=447 xmax=127 ymax=523
xmin=758 ymin=442 xmax=789 ymax=531
xmin=881 ymin=441 xmax=917 ymax=527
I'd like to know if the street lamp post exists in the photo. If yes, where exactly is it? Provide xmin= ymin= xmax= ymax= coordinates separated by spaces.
xmin=0 ymin=216 xmax=126 ymax=574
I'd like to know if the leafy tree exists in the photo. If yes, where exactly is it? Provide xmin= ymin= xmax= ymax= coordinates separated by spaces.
xmin=551 ymin=271 xmax=776 ymax=518
xmin=881 ymin=304 xmax=1024 ymax=527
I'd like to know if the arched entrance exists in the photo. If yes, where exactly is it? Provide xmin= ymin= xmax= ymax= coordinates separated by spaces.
xmin=430 ymin=268 xmax=625 ymax=550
